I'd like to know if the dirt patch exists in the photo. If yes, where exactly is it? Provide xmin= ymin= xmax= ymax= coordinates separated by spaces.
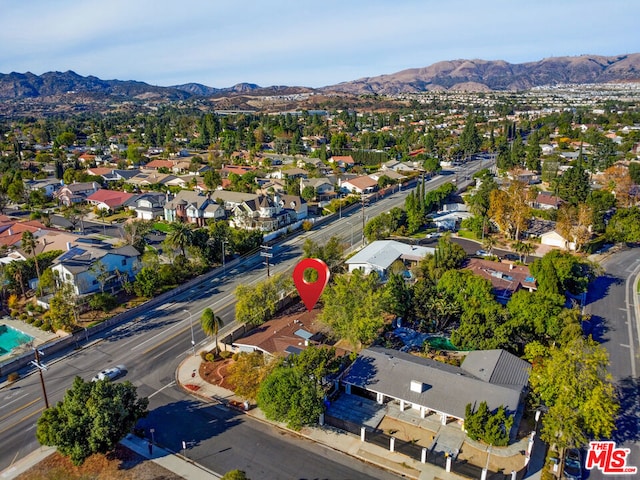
xmin=15 ymin=444 xmax=183 ymax=480
xmin=376 ymin=416 xmax=525 ymax=474
xmin=199 ymin=358 xmax=235 ymax=390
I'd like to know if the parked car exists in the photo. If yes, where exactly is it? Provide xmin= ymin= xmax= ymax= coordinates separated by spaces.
xmin=475 ymin=249 xmax=492 ymax=257
xmin=92 ymin=365 xmax=126 ymax=382
xmin=563 ymin=448 xmax=582 ymax=480
xmin=425 ymin=232 xmax=441 ymax=239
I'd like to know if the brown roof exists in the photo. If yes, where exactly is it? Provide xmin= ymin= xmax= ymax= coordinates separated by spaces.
xmin=233 ymin=306 xmax=329 ymax=356
xmin=464 ymin=258 xmax=537 ymax=299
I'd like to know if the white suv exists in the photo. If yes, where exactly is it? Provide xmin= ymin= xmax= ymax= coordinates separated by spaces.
xmin=92 ymin=365 xmax=126 ymax=382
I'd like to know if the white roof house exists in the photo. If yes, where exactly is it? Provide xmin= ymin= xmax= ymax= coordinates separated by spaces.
xmin=345 ymin=240 xmax=435 ymax=278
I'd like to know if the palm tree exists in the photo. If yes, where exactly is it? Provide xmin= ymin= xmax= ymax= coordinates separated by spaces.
xmin=482 ymin=235 xmax=497 ymax=256
xmin=520 ymin=242 xmax=536 ymax=264
xmin=21 ymin=231 xmax=41 ymax=290
xmin=166 ymin=222 xmax=193 ymax=257
xmin=201 ymin=307 xmax=224 ymax=352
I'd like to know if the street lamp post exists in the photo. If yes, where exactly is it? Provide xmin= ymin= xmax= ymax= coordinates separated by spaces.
xmin=221 ymin=239 xmax=228 ymax=274
xmin=183 ymin=309 xmax=195 ymax=356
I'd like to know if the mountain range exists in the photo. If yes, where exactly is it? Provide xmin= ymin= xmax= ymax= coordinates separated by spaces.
xmin=1 ymin=53 xmax=639 ymax=103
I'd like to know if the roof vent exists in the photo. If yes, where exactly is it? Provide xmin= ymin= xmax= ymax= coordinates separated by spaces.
xmin=410 ymin=380 xmax=425 ymax=393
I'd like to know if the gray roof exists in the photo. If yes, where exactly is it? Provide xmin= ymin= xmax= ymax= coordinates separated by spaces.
xmin=345 ymin=240 xmax=435 ymax=271
xmin=460 ymin=350 xmax=531 ymax=388
xmin=342 ymin=346 xmax=529 ymax=419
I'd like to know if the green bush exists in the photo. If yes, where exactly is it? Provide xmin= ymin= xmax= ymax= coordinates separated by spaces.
xmin=220 ymin=351 xmax=232 ymax=359
xmin=205 ymin=353 xmax=215 ymax=362
xmin=88 ymin=293 xmax=117 ymax=312
xmin=32 ymin=318 xmax=43 ymax=328
xmin=464 ymin=401 xmax=513 ymax=446
xmin=232 ymin=353 xmax=239 ymax=361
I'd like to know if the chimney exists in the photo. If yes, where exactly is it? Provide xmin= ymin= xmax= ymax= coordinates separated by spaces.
xmin=66 ymin=242 xmax=72 ymax=251
xmin=509 ymin=263 xmax=514 ymax=271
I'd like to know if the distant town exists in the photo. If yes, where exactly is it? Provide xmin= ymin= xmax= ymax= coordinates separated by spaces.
xmin=1 ymin=81 xmax=640 ymax=479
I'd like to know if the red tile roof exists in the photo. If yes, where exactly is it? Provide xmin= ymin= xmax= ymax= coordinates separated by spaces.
xmin=86 ymin=189 xmax=134 ymax=208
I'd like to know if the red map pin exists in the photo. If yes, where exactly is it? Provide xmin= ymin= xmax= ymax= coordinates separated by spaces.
xmin=293 ymin=258 xmax=330 ymax=312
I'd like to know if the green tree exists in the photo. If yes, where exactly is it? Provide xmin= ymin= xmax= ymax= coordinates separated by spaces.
xmin=459 ymin=116 xmax=482 ymax=158
xmin=133 ymin=267 xmax=160 ymax=297
xmin=530 ymin=250 xmax=597 ymax=296
xmin=554 ymin=164 xmax=590 ymax=206
xmin=235 ymin=273 xmax=292 ymax=326
xmin=301 ymin=185 xmax=316 ymax=202
xmin=381 ymin=273 xmax=412 ymax=319
xmin=257 ymin=346 xmax=339 ymax=430
xmin=529 ymin=337 xmax=618 ymax=451
xmin=21 ymin=231 xmax=40 ymax=286
xmin=606 ymin=206 xmax=640 ymax=242
xmin=47 ymin=285 xmax=77 ymax=332
xmin=203 ymin=169 xmax=222 ymax=192
xmin=166 ymin=222 xmax=193 ymax=257
xmin=200 ymin=307 xmax=224 ymax=351
xmin=319 ymin=269 xmax=385 ymax=348
xmin=36 ymin=377 xmax=148 ymax=466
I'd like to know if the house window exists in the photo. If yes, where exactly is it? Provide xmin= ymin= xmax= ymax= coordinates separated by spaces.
xmin=65 ymin=273 xmax=71 ymax=281
xmin=92 ymin=280 xmax=98 ymax=285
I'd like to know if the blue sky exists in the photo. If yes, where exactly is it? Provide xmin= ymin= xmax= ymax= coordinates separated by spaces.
xmin=1 ymin=0 xmax=638 ymax=88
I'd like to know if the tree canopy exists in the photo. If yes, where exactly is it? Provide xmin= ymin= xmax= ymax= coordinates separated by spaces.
xmin=528 ymin=337 xmax=618 ymax=450
xmin=36 ymin=377 xmax=148 ymax=465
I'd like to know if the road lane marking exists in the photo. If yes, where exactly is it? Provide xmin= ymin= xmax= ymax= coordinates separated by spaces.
xmin=620 ymin=344 xmax=630 ymax=348
xmin=0 ymin=407 xmax=44 ymax=436
xmin=142 ymin=324 xmax=193 ymax=355
xmin=0 ymin=398 xmax=39 ymax=423
xmin=148 ymin=381 xmax=176 ymax=399
xmin=132 ymin=319 xmax=187 ymax=351
xmin=0 ymin=393 xmax=31 ymax=415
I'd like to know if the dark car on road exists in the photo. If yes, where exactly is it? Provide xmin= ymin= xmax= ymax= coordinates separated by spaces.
xmin=563 ymin=448 xmax=582 ymax=480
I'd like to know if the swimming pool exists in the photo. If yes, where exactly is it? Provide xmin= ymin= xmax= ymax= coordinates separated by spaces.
xmin=0 ymin=324 xmax=34 ymax=356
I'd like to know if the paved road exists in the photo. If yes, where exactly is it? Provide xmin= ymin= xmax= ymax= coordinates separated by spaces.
xmin=584 ymin=248 xmax=640 ymax=479
xmin=0 ymin=157 xmax=493 ymax=477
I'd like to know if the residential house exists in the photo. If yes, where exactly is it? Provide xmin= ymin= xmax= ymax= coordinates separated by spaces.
xmin=232 ymin=308 xmax=325 ymax=357
xmin=231 ymin=195 xmax=290 ymax=232
xmin=144 ymin=159 xmax=175 ymax=171
xmin=204 ymin=190 xmax=259 ymax=212
xmin=86 ymin=189 xmax=134 ymax=211
xmin=51 ymin=244 xmax=140 ymax=296
xmin=300 ymin=177 xmax=335 ymax=201
xmin=127 ymin=172 xmax=177 ymax=188
xmin=163 ymin=190 xmax=225 ymax=226
xmin=540 ymin=230 xmax=576 ymax=251
xmin=345 ymin=240 xmax=434 ymax=278
xmin=340 ymin=346 xmax=530 ymax=438
xmin=532 ymin=192 xmax=563 ymax=210
xmin=54 ymin=182 xmax=100 ymax=206
xmin=330 ymin=155 xmax=355 ymax=170
xmin=464 ymin=258 xmax=537 ymax=303
xmin=278 ymin=194 xmax=308 ymax=221
xmin=126 ymin=192 xmax=166 ymax=220
xmin=381 ymin=160 xmax=417 ymax=173
xmin=23 ymin=178 xmax=62 ymax=198
xmin=270 ymin=168 xmax=309 ymax=180
xmin=340 ymin=175 xmax=378 ymax=195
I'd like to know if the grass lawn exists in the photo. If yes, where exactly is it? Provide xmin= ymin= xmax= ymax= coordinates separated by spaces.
xmin=153 ymin=222 xmax=171 ymax=233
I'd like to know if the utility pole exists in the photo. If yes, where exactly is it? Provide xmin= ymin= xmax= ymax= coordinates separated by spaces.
xmin=31 ymin=349 xmax=49 ymax=409
xmin=361 ymin=192 xmax=366 ymax=246
xmin=260 ymin=245 xmax=273 ymax=277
